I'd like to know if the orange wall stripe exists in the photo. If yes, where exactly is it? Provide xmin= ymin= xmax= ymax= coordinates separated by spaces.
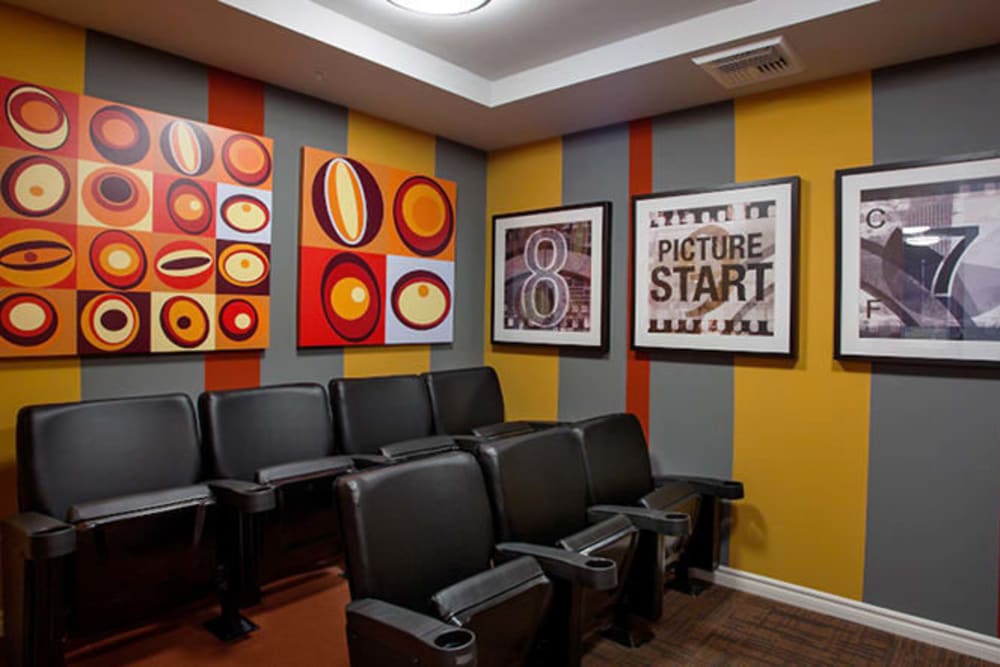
xmin=205 ymin=69 xmax=264 ymax=390
xmin=342 ymin=111 xmax=436 ymax=377
xmin=0 ymin=5 xmax=85 ymax=519
xmin=627 ymin=119 xmax=652 ymax=440
xmin=484 ymin=139 xmax=562 ymax=420
xmin=730 ymin=73 xmax=873 ymax=600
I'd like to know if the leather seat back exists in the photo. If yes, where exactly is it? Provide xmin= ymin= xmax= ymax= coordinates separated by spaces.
xmin=17 ymin=393 xmax=201 ymax=519
xmin=338 ymin=451 xmax=495 ymax=615
xmin=330 ymin=375 xmax=434 ymax=455
xmin=199 ymin=383 xmax=336 ymax=481
xmin=572 ymin=413 xmax=655 ymax=505
xmin=475 ymin=427 xmax=589 ymax=545
xmin=422 ymin=366 xmax=504 ymax=435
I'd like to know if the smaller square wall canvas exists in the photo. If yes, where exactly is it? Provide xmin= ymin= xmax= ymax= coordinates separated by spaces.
xmin=297 ymin=147 xmax=456 ymax=347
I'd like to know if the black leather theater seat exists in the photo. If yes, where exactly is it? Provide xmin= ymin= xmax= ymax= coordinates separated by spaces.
xmin=422 ymin=366 xmax=557 ymax=439
xmin=3 ymin=393 xmax=273 ymax=665
xmin=475 ymin=427 xmax=690 ymax=666
xmin=339 ymin=451 xmax=584 ymax=667
xmin=571 ymin=413 xmax=744 ymax=617
xmin=199 ymin=383 xmax=353 ymax=584
xmin=330 ymin=374 xmax=458 ymax=466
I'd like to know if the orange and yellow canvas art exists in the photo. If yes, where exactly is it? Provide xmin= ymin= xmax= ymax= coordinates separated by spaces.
xmin=298 ymin=147 xmax=455 ymax=347
xmin=0 ymin=76 xmax=273 ymax=357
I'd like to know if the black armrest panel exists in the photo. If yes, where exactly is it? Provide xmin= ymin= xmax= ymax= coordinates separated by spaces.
xmin=379 ymin=436 xmax=458 ymax=462
xmin=348 ymin=453 xmax=391 ymax=469
xmin=654 ymin=475 xmax=744 ymax=500
xmin=208 ymin=479 xmax=276 ymax=514
xmin=471 ymin=421 xmax=535 ymax=440
xmin=67 ymin=485 xmax=212 ymax=525
xmin=495 ymin=542 xmax=617 ymax=591
xmin=255 ymin=456 xmax=354 ymax=486
xmin=346 ymin=598 xmax=475 ymax=667
xmin=432 ymin=556 xmax=548 ymax=624
xmin=587 ymin=505 xmax=690 ymax=537
xmin=2 ymin=512 xmax=76 ymax=560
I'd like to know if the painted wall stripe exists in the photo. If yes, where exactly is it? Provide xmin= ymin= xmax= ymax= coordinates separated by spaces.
xmin=81 ymin=32 xmax=208 ymax=402
xmin=558 ymin=124 xmax=629 ymax=421
xmin=731 ymin=74 xmax=873 ymax=601
xmin=343 ymin=111 xmax=436 ymax=377
xmin=204 ymin=69 xmax=264 ymax=391
xmin=260 ymin=86 xmax=348 ymax=386
xmin=485 ymin=139 xmax=562 ymax=420
xmin=865 ymin=46 xmax=1000 ymax=636
xmin=626 ymin=119 xmax=652 ymax=438
xmin=431 ymin=138 xmax=487 ymax=371
xmin=0 ymin=5 xmax=85 ymax=519
xmin=647 ymin=103 xmax=735 ymax=481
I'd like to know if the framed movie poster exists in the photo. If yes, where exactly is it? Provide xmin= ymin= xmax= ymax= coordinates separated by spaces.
xmin=491 ymin=202 xmax=609 ymax=350
xmin=632 ymin=177 xmax=799 ymax=356
xmin=836 ymin=152 xmax=1000 ymax=365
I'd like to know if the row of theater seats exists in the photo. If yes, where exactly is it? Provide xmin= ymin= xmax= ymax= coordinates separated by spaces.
xmin=2 ymin=366 xmax=743 ymax=666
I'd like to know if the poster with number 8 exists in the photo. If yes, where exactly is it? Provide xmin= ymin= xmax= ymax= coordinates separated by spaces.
xmin=491 ymin=202 xmax=610 ymax=350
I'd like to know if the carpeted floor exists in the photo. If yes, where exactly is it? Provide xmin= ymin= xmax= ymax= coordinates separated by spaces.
xmin=60 ymin=567 xmax=994 ymax=666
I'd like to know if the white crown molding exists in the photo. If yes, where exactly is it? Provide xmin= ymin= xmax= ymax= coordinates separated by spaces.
xmin=693 ymin=566 xmax=1000 ymax=663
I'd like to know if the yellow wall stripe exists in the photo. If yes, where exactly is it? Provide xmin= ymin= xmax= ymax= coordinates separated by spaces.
xmin=0 ymin=4 xmax=85 ymax=516
xmin=484 ymin=139 xmax=562 ymax=420
xmin=730 ymin=73 xmax=873 ymax=600
xmin=344 ymin=111 xmax=436 ymax=377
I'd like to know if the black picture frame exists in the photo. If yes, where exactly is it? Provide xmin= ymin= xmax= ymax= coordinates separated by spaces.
xmin=490 ymin=202 xmax=611 ymax=351
xmin=835 ymin=151 xmax=1000 ymax=366
xmin=631 ymin=176 xmax=800 ymax=357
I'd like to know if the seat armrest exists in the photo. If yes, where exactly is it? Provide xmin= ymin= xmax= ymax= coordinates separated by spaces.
xmin=587 ymin=505 xmax=690 ymax=537
xmin=2 ymin=512 xmax=76 ymax=560
xmin=208 ymin=479 xmax=276 ymax=514
xmin=654 ymin=475 xmax=744 ymax=499
xmin=494 ymin=542 xmax=617 ymax=591
xmin=470 ymin=421 xmax=536 ymax=440
xmin=255 ymin=456 xmax=354 ymax=485
xmin=379 ymin=436 xmax=458 ymax=462
xmin=346 ymin=598 xmax=476 ymax=667
xmin=347 ymin=453 xmax=391 ymax=469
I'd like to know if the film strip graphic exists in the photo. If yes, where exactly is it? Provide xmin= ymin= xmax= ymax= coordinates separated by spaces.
xmin=648 ymin=200 xmax=776 ymax=228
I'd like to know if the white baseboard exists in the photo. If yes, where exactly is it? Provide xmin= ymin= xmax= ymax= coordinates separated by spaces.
xmin=691 ymin=566 xmax=1000 ymax=663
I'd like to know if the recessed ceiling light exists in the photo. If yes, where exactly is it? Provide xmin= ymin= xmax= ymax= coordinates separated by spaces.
xmin=387 ymin=0 xmax=490 ymax=16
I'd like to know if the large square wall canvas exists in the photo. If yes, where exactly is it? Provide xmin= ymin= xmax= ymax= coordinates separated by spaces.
xmin=0 ymin=76 xmax=273 ymax=357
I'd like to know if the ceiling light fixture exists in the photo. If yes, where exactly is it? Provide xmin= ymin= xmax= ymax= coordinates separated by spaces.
xmin=387 ymin=0 xmax=490 ymax=16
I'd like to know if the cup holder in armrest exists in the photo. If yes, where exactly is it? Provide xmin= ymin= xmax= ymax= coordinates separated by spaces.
xmin=585 ymin=557 xmax=614 ymax=569
xmin=434 ymin=628 xmax=474 ymax=650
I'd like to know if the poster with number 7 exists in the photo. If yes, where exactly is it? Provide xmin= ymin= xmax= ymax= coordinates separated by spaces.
xmin=491 ymin=202 xmax=610 ymax=350
xmin=836 ymin=152 xmax=1000 ymax=366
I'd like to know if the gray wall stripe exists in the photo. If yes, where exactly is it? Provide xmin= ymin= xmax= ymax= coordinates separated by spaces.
xmin=431 ymin=138 xmax=487 ymax=371
xmin=864 ymin=45 xmax=1000 ymax=635
xmin=648 ymin=103 xmax=735 ymax=481
xmin=259 ymin=85 xmax=348 ymax=386
xmin=80 ymin=32 xmax=207 ymax=401
xmin=557 ymin=124 xmax=630 ymax=421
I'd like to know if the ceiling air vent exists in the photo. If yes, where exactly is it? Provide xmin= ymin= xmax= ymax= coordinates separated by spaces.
xmin=692 ymin=36 xmax=802 ymax=89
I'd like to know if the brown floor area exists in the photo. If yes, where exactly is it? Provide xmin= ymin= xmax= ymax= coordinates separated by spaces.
xmin=58 ymin=568 xmax=994 ymax=666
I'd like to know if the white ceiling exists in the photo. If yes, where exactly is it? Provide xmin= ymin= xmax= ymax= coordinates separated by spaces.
xmin=314 ymin=0 xmax=750 ymax=79
xmin=8 ymin=0 xmax=1000 ymax=151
